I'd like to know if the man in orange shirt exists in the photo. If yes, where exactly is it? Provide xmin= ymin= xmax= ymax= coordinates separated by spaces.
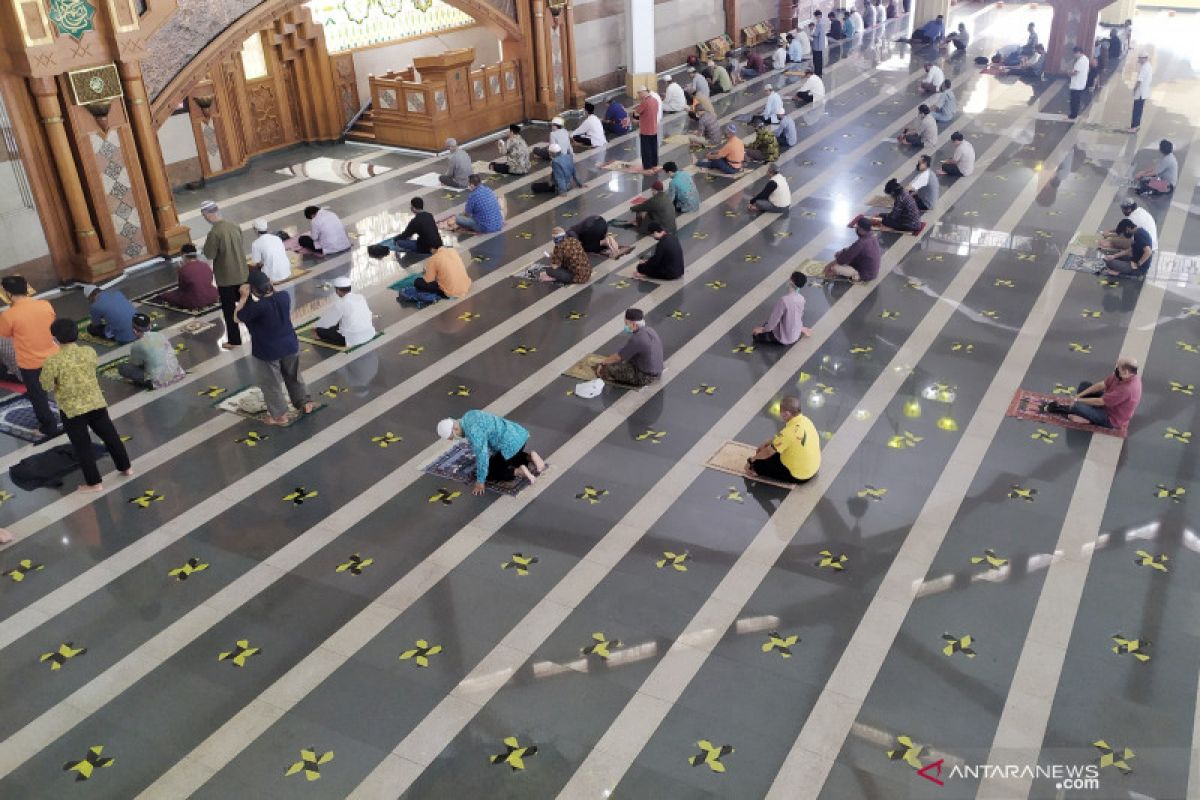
xmin=631 ymin=87 xmax=661 ymax=173
xmin=696 ymin=124 xmax=745 ymax=174
xmin=0 ymin=276 xmax=60 ymax=438
xmin=400 ymin=244 xmax=472 ymax=308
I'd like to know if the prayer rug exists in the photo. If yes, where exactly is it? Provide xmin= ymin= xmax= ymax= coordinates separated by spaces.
xmin=696 ymin=168 xmax=743 ymax=179
xmin=388 ymin=274 xmax=421 ymax=292
xmin=276 ymin=263 xmax=309 ymax=285
xmin=97 ymin=356 xmax=187 ymax=389
xmin=562 ymin=354 xmax=645 ymax=390
xmin=847 ymin=214 xmax=926 ymax=236
xmin=979 ymin=65 xmax=1006 ymax=75
xmin=797 ymin=258 xmax=828 ymax=277
xmin=1006 ymin=389 xmax=1125 ymax=438
xmin=663 ymin=135 xmax=693 ymax=146
xmin=294 ymin=319 xmax=384 ymax=353
xmin=513 ymin=262 xmax=549 ymax=281
xmin=181 ymin=319 xmax=217 ymax=336
xmin=704 ymin=440 xmax=801 ymax=489
xmin=599 ymin=160 xmax=647 ymax=173
xmin=215 ymin=385 xmax=324 ymax=426
xmin=1060 ymin=253 xmax=1106 ymax=274
xmin=0 ymin=395 xmax=59 ymax=443
xmin=76 ymin=319 xmax=118 ymax=349
xmin=136 ymin=287 xmax=220 ymax=317
xmin=422 ymin=441 xmax=530 ymax=496
xmin=865 ymin=194 xmax=892 ymax=208
xmin=1070 ymin=233 xmax=1101 ymax=250
xmin=616 ymin=264 xmax=670 ymax=283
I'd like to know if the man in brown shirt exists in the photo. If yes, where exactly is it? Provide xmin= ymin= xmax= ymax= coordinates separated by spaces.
xmin=540 ymin=227 xmax=593 ymax=284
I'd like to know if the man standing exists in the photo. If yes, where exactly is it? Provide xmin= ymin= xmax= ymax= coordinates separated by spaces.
xmin=386 ymin=197 xmax=443 ymax=255
xmin=752 ymin=272 xmax=811 ymax=344
xmin=250 ymin=218 xmax=291 ymax=282
xmin=0 ymin=275 xmax=58 ymax=437
xmin=315 ymin=277 xmax=376 ymax=348
xmin=595 ymin=308 xmax=663 ymax=387
xmin=234 ymin=270 xmax=312 ymax=425
xmin=748 ymin=163 xmax=791 ymax=213
xmin=440 ymin=138 xmax=472 ymax=188
xmin=455 ymin=175 xmax=504 ymax=233
xmin=301 ymin=205 xmax=352 ymax=256
xmin=746 ymin=395 xmax=820 ymax=484
xmin=1047 ymin=356 xmax=1142 ymax=432
xmin=436 ymin=411 xmax=545 ymax=496
xmin=200 ymin=200 xmax=247 ymax=350
xmin=824 ymin=217 xmax=882 ymax=281
xmin=636 ymin=223 xmax=685 ymax=280
xmin=1068 ymin=45 xmax=1090 ymax=120
xmin=812 ymin=10 xmax=828 ymax=76
xmin=119 ymin=313 xmax=185 ymax=389
xmin=159 ymin=243 xmax=219 ymax=310
xmin=632 ymin=87 xmax=661 ymax=173
xmin=1130 ymin=52 xmax=1152 ymax=133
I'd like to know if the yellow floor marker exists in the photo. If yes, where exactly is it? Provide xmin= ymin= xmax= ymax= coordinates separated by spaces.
xmin=1169 ymin=381 xmax=1194 ymax=396
xmin=576 ymin=486 xmax=608 ymax=504
xmin=429 ymin=487 xmax=461 ymax=505
xmin=371 ymin=432 xmax=402 ymax=447
xmin=582 ymin=632 xmax=620 ymax=659
xmin=887 ymin=735 xmax=925 ymax=770
xmin=1177 ymin=341 xmax=1199 ymax=354
xmin=849 ymin=344 xmax=874 ymax=356
xmin=732 ymin=344 xmax=755 ymax=354
xmin=236 ymin=431 xmax=268 ymax=447
xmin=880 ymin=310 xmax=900 ymax=319
xmin=4 ymin=559 xmax=44 ymax=582
xmin=0 ymin=489 xmax=13 ymax=506
xmin=816 ymin=549 xmax=848 ymax=571
xmin=1133 ymin=550 xmax=1168 ymax=572
xmin=40 ymin=642 xmax=87 ymax=670
xmin=942 ymin=633 xmax=976 ymax=658
xmin=721 ymin=487 xmax=744 ymax=503
xmin=970 ymin=549 xmax=1008 ymax=570
xmin=688 ymin=740 xmax=734 ymax=773
xmin=705 ymin=280 xmax=727 ymax=290
xmin=609 ymin=278 xmax=631 ymax=289
xmin=320 ymin=385 xmax=348 ymax=399
xmin=1081 ymin=308 xmax=1101 ymax=318
xmin=566 ymin=311 xmax=586 ymax=321
xmin=285 ymin=748 xmax=333 ymax=781
xmin=887 ymin=431 xmax=922 ymax=450
xmin=762 ymin=631 xmax=799 ymax=658
xmin=950 ymin=341 xmax=974 ymax=353
xmin=399 ymin=640 xmax=442 ymax=667
xmin=1069 ymin=343 xmax=1092 ymax=353
xmin=1093 ymin=740 xmax=1134 ymax=773
xmin=743 ymin=254 xmax=762 ymax=263
xmin=63 ymin=746 xmax=113 ymax=781
xmin=1164 ymin=428 xmax=1191 ymax=444
xmin=169 ymin=557 xmax=209 ymax=581
xmin=692 ymin=384 xmax=717 ymax=395
xmin=511 ymin=345 xmax=537 ymax=355
xmin=1111 ymin=635 xmax=1151 ymax=662
xmin=1031 ymin=429 xmax=1058 ymax=444
xmin=197 ymin=386 xmax=226 ymax=398
xmin=635 ymin=428 xmax=666 ymax=444
xmin=857 ymin=485 xmax=887 ymax=501
xmin=1155 ymin=484 xmax=1186 ymax=503
xmin=994 ymin=279 xmax=1015 ymax=288
xmin=1052 ymin=383 xmax=1075 ymax=395
xmin=502 ymin=553 xmax=538 ymax=576
xmin=283 ymin=487 xmax=318 ymax=505
xmin=457 ymin=312 xmax=479 ymax=322
xmin=1008 ymin=484 xmax=1036 ymax=502
xmin=400 ymin=345 xmax=424 ymax=356
xmin=490 ymin=737 xmax=537 ymax=771
xmin=656 ymin=551 xmax=689 ymax=571
xmin=335 ymin=554 xmax=373 ymax=575
xmin=129 ymin=490 xmax=164 ymax=508
xmin=217 ymin=640 xmax=260 ymax=667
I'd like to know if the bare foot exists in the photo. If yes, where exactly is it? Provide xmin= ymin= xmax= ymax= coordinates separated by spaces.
xmin=517 ymin=466 xmax=537 ymax=484
xmin=262 ymin=415 xmax=290 ymax=426
xmin=221 ymin=343 xmax=241 ymax=350
xmin=120 ymin=467 xmax=135 ymax=477
xmin=530 ymin=451 xmax=546 ymax=474
xmin=76 ymin=483 xmax=104 ymax=494
xmin=0 ymin=528 xmax=13 ymax=545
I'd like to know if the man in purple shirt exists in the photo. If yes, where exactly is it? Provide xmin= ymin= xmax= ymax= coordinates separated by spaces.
xmin=824 ymin=218 xmax=882 ymax=281
xmin=752 ymin=272 xmax=812 ymax=345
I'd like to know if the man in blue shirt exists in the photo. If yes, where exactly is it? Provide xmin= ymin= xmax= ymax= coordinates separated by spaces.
xmin=533 ymin=144 xmax=584 ymax=194
xmin=454 ymin=175 xmax=504 ymax=233
xmin=437 ymin=410 xmax=545 ymax=495
xmin=603 ymin=100 xmax=631 ymax=135
xmin=86 ymin=287 xmax=137 ymax=343
xmin=775 ymin=115 xmax=798 ymax=150
xmin=234 ymin=270 xmax=312 ymax=424
xmin=910 ymin=14 xmax=945 ymax=43
xmin=811 ymin=11 xmax=828 ymax=76
xmin=662 ymin=162 xmax=700 ymax=213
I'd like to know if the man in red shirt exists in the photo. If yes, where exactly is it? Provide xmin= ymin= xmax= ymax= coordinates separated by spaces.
xmin=159 ymin=243 xmax=220 ymax=310
xmin=1063 ymin=355 xmax=1142 ymax=432
xmin=632 ymin=87 xmax=660 ymax=173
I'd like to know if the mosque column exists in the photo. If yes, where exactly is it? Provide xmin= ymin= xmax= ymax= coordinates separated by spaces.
xmin=118 ymin=61 xmax=190 ymax=253
xmin=623 ymin=0 xmax=657 ymax=98
xmin=912 ymin=0 xmax=951 ymax=29
xmin=1045 ymin=0 xmax=1107 ymax=76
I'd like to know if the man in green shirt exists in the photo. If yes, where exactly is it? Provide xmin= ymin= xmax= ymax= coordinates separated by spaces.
xmin=200 ymin=200 xmax=248 ymax=350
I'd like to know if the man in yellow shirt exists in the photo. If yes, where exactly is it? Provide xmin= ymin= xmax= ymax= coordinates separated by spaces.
xmin=746 ymin=396 xmax=820 ymax=483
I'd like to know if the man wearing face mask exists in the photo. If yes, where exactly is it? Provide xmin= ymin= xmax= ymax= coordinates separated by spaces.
xmin=539 ymin=227 xmax=592 ymax=284
xmin=1045 ymin=356 xmax=1142 ymax=432
xmin=752 ymin=272 xmax=811 ymax=344
xmin=594 ymin=308 xmax=663 ymax=387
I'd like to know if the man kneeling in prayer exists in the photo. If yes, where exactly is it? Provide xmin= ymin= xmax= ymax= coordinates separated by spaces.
xmin=746 ymin=395 xmax=821 ymax=483
xmin=437 ymin=411 xmax=546 ymax=496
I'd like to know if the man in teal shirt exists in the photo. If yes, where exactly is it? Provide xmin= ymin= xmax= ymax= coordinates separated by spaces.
xmin=438 ymin=411 xmax=546 ymax=495
xmin=662 ymin=162 xmax=700 ymax=213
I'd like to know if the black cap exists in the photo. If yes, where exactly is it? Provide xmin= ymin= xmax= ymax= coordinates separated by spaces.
xmin=132 ymin=313 xmax=152 ymax=330
xmin=248 ymin=270 xmax=273 ymax=291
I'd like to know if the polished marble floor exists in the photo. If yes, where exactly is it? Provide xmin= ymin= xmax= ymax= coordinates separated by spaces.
xmin=1 ymin=5 xmax=1198 ymax=799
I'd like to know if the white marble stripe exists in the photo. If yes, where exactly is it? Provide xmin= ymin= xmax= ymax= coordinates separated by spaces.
xmin=978 ymin=122 xmax=1196 ymax=800
xmin=554 ymin=84 xmax=1075 ymax=800
xmin=133 ymin=61 xmax=985 ymax=796
xmin=0 ymin=49 xmax=928 ymax=547
xmin=765 ymin=77 xmax=1155 ymax=800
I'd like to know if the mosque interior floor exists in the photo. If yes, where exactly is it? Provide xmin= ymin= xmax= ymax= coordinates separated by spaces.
xmin=1 ymin=5 xmax=1198 ymax=798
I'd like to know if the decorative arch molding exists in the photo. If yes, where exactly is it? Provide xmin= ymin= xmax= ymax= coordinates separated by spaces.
xmin=149 ymin=0 xmax=524 ymax=126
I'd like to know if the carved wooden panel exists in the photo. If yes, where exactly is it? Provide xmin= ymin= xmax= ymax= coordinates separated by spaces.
xmin=330 ymin=52 xmax=359 ymax=126
xmin=246 ymin=80 xmax=284 ymax=150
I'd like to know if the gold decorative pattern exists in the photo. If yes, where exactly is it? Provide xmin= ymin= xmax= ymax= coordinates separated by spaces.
xmin=68 ymin=65 xmax=123 ymax=105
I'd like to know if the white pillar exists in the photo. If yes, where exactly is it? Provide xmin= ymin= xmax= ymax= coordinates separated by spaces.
xmin=912 ymin=0 xmax=951 ymax=31
xmin=1100 ymin=0 xmax=1134 ymax=26
xmin=624 ymin=0 xmax=657 ymax=97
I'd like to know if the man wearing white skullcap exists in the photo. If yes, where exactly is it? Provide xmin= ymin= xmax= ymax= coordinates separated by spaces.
xmin=314 ymin=276 xmax=376 ymax=348
xmin=437 ymin=411 xmax=545 ymax=495
xmin=250 ymin=218 xmax=291 ymax=283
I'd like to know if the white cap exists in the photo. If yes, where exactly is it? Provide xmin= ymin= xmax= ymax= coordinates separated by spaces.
xmin=1138 ymin=51 xmax=1149 ymax=59
xmin=552 ymin=116 xmax=564 ymax=126
xmin=765 ymin=83 xmax=774 ymax=90
xmin=253 ymin=218 xmax=269 ymax=232
xmin=437 ymin=418 xmax=456 ymax=439
xmin=575 ymin=378 xmax=604 ymax=399
xmin=549 ymin=143 xmax=562 ymax=154
xmin=199 ymin=200 xmax=218 ymax=214
xmin=331 ymin=276 xmax=351 ymax=289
